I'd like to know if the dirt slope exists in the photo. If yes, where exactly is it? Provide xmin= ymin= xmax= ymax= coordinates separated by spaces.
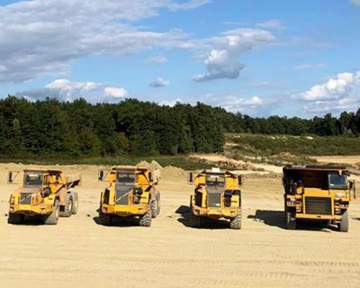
xmin=0 ymin=164 xmax=359 ymax=288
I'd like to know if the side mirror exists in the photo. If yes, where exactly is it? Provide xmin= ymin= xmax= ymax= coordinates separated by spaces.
xmin=238 ymin=176 xmax=242 ymax=186
xmin=98 ymin=170 xmax=104 ymax=181
xmin=149 ymin=172 xmax=153 ymax=182
xmin=8 ymin=171 xmax=13 ymax=183
xmin=7 ymin=171 xmax=19 ymax=184
xmin=349 ymin=180 xmax=356 ymax=199
xmin=188 ymin=172 xmax=193 ymax=185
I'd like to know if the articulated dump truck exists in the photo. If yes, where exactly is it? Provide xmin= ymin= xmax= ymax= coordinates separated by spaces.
xmin=188 ymin=168 xmax=242 ymax=229
xmin=98 ymin=166 xmax=160 ymax=227
xmin=283 ymin=165 xmax=356 ymax=232
xmin=8 ymin=169 xmax=80 ymax=225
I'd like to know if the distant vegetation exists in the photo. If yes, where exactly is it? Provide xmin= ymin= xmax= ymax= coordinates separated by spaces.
xmin=0 ymin=97 xmax=224 ymax=158
xmin=1 ymin=96 xmax=360 ymax=162
xmin=227 ymin=134 xmax=360 ymax=156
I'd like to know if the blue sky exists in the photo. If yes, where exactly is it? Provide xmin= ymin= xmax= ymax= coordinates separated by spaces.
xmin=0 ymin=0 xmax=360 ymax=117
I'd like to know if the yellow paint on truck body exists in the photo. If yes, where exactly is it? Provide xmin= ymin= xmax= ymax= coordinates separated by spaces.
xmin=9 ymin=169 xmax=78 ymax=217
xmin=99 ymin=166 xmax=159 ymax=217
xmin=284 ymin=166 xmax=351 ymax=222
xmin=190 ymin=169 xmax=242 ymax=220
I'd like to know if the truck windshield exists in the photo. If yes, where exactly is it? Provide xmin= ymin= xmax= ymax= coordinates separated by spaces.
xmin=116 ymin=172 xmax=136 ymax=185
xmin=206 ymin=175 xmax=225 ymax=187
xmin=24 ymin=172 xmax=43 ymax=187
xmin=328 ymin=173 xmax=347 ymax=189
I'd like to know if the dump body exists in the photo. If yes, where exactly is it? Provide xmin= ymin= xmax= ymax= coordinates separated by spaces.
xmin=189 ymin=168 xmax=242 ymax=229
xmin=99 ymin=166 xmax=160 ymax=226
xmin=8 ymin=169 xmax=80 ymax=224
xmin=283 ymin=165 xmax=353 ymax=231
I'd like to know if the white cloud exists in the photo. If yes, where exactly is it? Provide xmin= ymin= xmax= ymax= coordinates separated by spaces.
xmin=0 ymin=0 xmax=206 ymax=83
xmin=299 ymin=71 xmax=360 ymax=101
xmin=202 ymin=94 xmax=264 ymax=112
xmin=168 ymin=0 xmax=210 ymax=11
xmin=16 ymin=79 xmax=129 ymax=103
xmin=304 ymin=97 xmax=360 ymax=114
xmin=257 ymin=19 xmax=285 ymax=30
xmin=294 ymin=63 xmax=325 ymax=70
xmin=350 ymin=0 xmax=360 ymax=6
xmin=150 ymin=77 xmax=170 ymax=87
xmin=193 ymin=28 xmax=275 ymax=82
xmin=46 ymin=79 xmax=98 ymax=91
xmin=295 ymin=71 xmax=360 ymax=114
xmin=243 ymin=96 xmax=263 ymax=107
xmin=104 ymin=87 xmax=129 ymax=98
xmin=145 ymin=55 xmax=168 ymax=64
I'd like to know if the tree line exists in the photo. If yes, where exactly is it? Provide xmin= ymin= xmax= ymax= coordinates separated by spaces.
xmin=0 ymin=96 xmax=360 ymax=158
xmin=0 ymin=97 xmax=224 ymax=157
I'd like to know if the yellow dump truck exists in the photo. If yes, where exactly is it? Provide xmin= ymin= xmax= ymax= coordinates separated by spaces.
xmin=8 ymin=169 xmax=80 ymax=225
xmin=188 ymin=168 xmax=242 ymax=229
xmin=98 ymin=166 xmax=160 ymax=227
xmin=283 ymin=165 xmax=355 ymax=232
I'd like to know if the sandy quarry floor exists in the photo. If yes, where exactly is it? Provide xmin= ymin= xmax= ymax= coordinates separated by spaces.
xmin=0 ymin=163 xmax=360 ymax=288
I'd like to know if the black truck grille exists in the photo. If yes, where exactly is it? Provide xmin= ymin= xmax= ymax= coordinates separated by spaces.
xmin=20 ymin=193 xmax=32 ymax=205
xmin=207 ymin=193 xmax=221 ymax=208
xmin=305 ymin=197 xmax=332 ymax=215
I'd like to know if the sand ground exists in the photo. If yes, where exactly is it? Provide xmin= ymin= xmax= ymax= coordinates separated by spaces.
xmin=0 ymin=163 xmax=359 ymax=288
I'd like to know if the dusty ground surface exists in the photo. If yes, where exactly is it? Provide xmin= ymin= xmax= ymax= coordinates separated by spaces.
xmin=0 ymin=163 xmax=360 ymax=288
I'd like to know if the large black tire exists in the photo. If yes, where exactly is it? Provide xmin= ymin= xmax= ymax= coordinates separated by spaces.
xmin=230 ymin=214 xmax=242 ymax=230
xmin=156 ymin=193 xmax=161 ymax=216
xmin=285 ymin=211 xmax=296 ymax=230
xmin=100 ymin=213 xmax=113 ymax=226
xmin=71 ymin=191 xmax=79 ymax=215
xmin=139 ymin=211 xmax=152 ymax=227
xmin=44 ymin=201 xmax=59 ymax=225
xmin=338 ymin=211 xmax=349 ymax=232
xmin=60 ymin=194 xmax=73 ymax=217
xmin=150 ymin=200 xmax=158 ymax=219
xmin=189 ymin=213 xmax=201 ymax=228
xmin=8 ymin=213 xmax=24 ymax=225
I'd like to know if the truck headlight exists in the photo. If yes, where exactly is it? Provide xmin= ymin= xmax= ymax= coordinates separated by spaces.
xmin=335 ymin=192 xmax=345 ymax=199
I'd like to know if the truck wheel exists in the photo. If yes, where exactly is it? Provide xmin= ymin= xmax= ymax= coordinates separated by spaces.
xmin=189 ymin=213 xmax=201 ymax=228
xmin=156 ymin=200 xmax=161 ymax=216
xmin=44 ymin=201 xmax=59 ymax=225
xmin=60 ymin=194 xmax=73 ymax=217
xmin=101 ymin=214 xmax=113 ymax=226
xmin=338 ymin=211 xmax=349 ymax=232
xmin=156 ymin=193 xmax=161 ymax=216
xmin=139 ymin=211 xmax=152 ymax=227
xmin=8 ymin=213 xmax=24 ymax=225
xmin=71 ymin=191 xmax=79 ymax=215
xmin=286 ymin=211 xmax=296 ymax=230
xmin=230 ymin=214 xmax=242 ymax=230
xmin=150 ymin=200 xmax=158 ymax=218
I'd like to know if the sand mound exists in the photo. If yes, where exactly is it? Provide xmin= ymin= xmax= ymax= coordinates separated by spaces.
xmin=162 ymin=165 xmax=186 ymax=178
xmin=137 ymin=160 xmax=162 ymax=170
xmin=151 ymin=160 xmax=163 ymax=170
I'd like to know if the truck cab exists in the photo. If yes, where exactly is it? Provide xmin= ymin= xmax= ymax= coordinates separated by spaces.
xmin=283 ymin=165 xmax=354 ymax=232
xmin=99 ymin=166 xmax=160 ymax=227
xmin=189 ymin=168 xmax=242 ymax=229
xmin=8 ymin=169 xmax=79 ymax=225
